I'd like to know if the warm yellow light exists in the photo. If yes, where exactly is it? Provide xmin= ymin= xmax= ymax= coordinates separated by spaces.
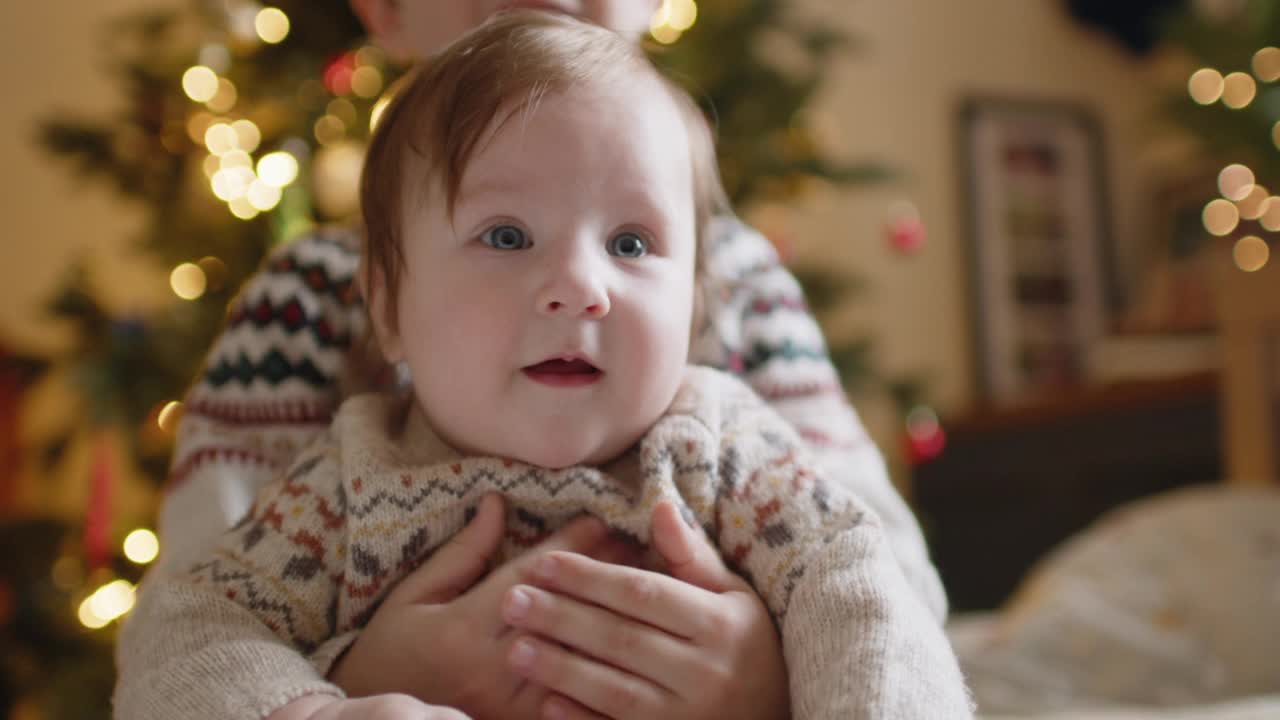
xmin=1237 ymin=184 xmax=1270 ymax=220
xmin=202 ymin=153 xmax=221 ymax=179
xmin=327 ymin=98 xmax=358 ymax=128
xmin=1254 ymin=47 xmax=1280 ymax=82
xmin=668 ymin=0 xmax=697 ymax=31
xmin=370 ymin=95 xmax=392 ymax=131
xmin=207 ymin=78 xmax=238 ymax=113
xmin=219 ymin=149 xmax=252 ymax=171
xmin=1218 ymin=163 xmax=1255 ymax=201
xmin=650 ymin=24 xmax=682 ymax=44
xmin=1188 ymin=68 xmax=1225 ymax=105
xmin=211 ymin=167 xmax=254 ymax=200
xmin=255 ymin=7 xmax=290 ymax=44
xmin=204 ymin=122 xmax=238 ymax=155
xmin=247 ymin=179 xmax=283 ymax=211
xmin=1260 ymin=197 xmax=1280 ymax=231
xmin=229 ymin=197 xmax=260 ymax=220
xmin=88 ymin=580 xmax=136 ymax=622
xmin=257 ymin=151 xmax=299 ymax=187
xmin=1203 ymin=198 xmax=1241 ymax=236
xmin=1223 ymin=72 xmax=1257 ymax=109
xmin=231 ymin=119 xmax=261 ymax=153
xmin=78 ymin=597 xmax=110 ymax=629
xmin=351 ymin=66 xmax=384 ymax=99
xmin=186 ymin=112 xmax=216 ymax=144
xmin=355 ymin=46 xmax=386 ymax=68
xmin=157 ymin=400 xmax=183 ymax=433
xmin=170 ymin=263 xmax=207 ymax=300
xmin=123 ymin=529 xmax=160 ymax=565
xmin=314 ymin=114 xmax=346 ymax=145
xmin=182 ymin=66 xmax=219 ymax=103
xmin=1233 ymin=235 xmax=1270 ymax=272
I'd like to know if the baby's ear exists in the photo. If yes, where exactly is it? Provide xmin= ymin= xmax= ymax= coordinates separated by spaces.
xmin=357 ymin=258 xmax=404 ymax=364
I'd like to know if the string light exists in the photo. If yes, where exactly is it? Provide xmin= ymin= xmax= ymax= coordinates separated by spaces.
xmin=247 ymin=179 xmax=283 ymax=211
xmin=1237 ymin=184 xmax=1270 ymax=220
xmin=1188 ymin=68 xmax=1224 ymax=105
xmin=255 ymin=7 xmax=290 ymax=44
xmin=1218 ymin=163 xmax=1255 ymax=201
xmin=123 ymin=529 xmax=160 ymax=565
xmin=229 ymin=197 xmax=260 ymax=220
xmin=207 ymin=78 xmax=238 ymax=113
xmin=257 ymin=151 xmax=299 ymax=187
xmin=231 ymin=119 xmax=261 ymax=153
xmin=1260 ymin=197 xmax=1280 ymax=231
xmin=170 ymin=263 xmax=207 ymax=300
xmin=351 ymin=66 xmax=384 ymax=99
xmin=1222 ymin=72 xmax=1257 ymax=109
xmin=1253 ymin=47 xmax=1280 ymax=82
xmin=1203 ymin=198 xmax=1240 ymax=236
xmin=204 ymin=122 xmax=238 ymax=155
xmin=182 ymin=66 xmax=219 ymax=103
xmin=78 ymin=579 xmax=136 ymax=629
xmin=1233 ymin=235 xmax=1270 ymax=272
xmin=650 ymin=0 xmax=697 ymax=45
xmin=314 ymin=114 xmax=346 ymax=145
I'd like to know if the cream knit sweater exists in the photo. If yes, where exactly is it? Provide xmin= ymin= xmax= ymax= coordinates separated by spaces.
xmin=116 ymin=367 xmax=970 ymax=720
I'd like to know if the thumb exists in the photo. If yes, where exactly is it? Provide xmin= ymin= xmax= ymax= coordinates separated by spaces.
xmin=650 ymin=500 xmax=742 ymax=593
xmin=385 ymin=492 xmax=507 ymax=606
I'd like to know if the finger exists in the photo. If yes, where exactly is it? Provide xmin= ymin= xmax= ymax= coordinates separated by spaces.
xmin=650 ymin=500 xmax=745 ymax=593
xmin=525 ymin=551 xmax=720 ymax=639
xmin=501 ymin=584 xmax=696 ymax=692
xmin=540 ymin=695 xmax=607 ymax=720
xmin=581 ymin=533 xmax=645 ymax=569
xmin=386 ymin=493 xmax=506 ymax=606
xmin=506 ymin=635 xmax=666 ymax=720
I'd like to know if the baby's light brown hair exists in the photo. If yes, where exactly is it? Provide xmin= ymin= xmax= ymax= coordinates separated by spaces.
xmin=359 ymin=9 xmax=728 ymax=329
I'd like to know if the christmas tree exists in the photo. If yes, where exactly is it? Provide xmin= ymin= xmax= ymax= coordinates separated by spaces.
xmin=1162 ymin=0 xmax=1280 ymax=272
xmin=4 ymin=2 xmax=921 ymax=717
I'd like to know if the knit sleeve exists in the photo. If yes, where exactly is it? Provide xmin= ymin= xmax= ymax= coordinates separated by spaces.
xmin=155 ymin=227 xmax=365 ymax=580
xmin=690 ymin=215 xmax=947 ymax=622
xmin=115 ymin=436 xmax=350 ymax=720
xmin=708 ymin=378 xmax=972 ymax=720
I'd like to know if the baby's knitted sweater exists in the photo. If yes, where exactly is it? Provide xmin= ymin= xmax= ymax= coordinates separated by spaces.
xmin=117 ymin=367 xmax=971 ymax=720
xmin=157 ymin=217 xmax=948 ymax=625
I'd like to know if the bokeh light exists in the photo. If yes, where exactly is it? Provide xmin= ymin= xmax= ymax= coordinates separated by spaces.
xmin=1203 ymin=198 xmax=1240 ymax=236
xmin=182 ymin=66 xmax=219 ymax=103
xmin=1188 ymin=68 xmax=1225 ymax=104
xmin=123 ymin=529 xmax=160 ymax=565
xmin=1218 ymin=163 xmax=1255 ymax=201
xmin=1237 ymin=184 xmax=1270 ymax=220
xmin=1233 ymin=235 xmax=1270 ymax=272
xmin=170 ymin=263 xmax=207 ymax=300
xmin=257 ymin=151 xmax=299 ymax=187
xmin=255 ymin=7 xmax=290 ymax=44
xmin=1253 ymin=47 xmax=1280 ymax=82
xmin=1222 ymin=72 xmax=1257 ymax=109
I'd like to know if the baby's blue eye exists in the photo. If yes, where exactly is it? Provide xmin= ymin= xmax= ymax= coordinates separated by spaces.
xmin=608 ymin=232 xmax=648 ymax=258
xmin=481 ymin=224 xmax=530 ymax=250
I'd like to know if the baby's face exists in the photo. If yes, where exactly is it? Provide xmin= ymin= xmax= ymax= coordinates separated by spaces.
xmin=386 ymin=78 xmax=697 ymax=469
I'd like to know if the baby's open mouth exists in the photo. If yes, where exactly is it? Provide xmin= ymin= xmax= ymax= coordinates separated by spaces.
xmin=522 ymin=358 xmax=603 ymax=386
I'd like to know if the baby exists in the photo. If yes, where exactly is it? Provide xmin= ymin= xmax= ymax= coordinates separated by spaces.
xmin=116 ymin=11 xmax=970 ymax=720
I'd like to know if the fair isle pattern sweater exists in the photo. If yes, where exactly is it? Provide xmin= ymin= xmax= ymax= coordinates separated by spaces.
xmin=117 ymin=367 xmax=972 ymax=720
xmin=156 ymin=217 xmax=948 ymax=623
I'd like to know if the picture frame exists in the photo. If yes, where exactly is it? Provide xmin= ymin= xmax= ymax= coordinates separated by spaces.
xmin=958 ymin=97 xmax=1116 ymax=404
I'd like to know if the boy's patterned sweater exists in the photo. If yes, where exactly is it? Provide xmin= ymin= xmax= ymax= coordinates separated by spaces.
xmin=116 ymin=367 xmax=971 ymax=720
xmin=157 ymin=217 xmax=948 ymax=625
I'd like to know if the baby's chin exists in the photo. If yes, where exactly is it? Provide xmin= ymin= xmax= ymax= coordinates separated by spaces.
xmin=509 ymin=435 xmax=633 ymax=470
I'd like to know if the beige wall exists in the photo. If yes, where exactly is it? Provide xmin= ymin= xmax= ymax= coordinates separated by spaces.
xmin=1 ymin=0 xmax=173 ymax=354
xmin=782 ymin=0 xmax=1162 ymax=446
xmin=2 ymin=1 xmax=1166 ymax=474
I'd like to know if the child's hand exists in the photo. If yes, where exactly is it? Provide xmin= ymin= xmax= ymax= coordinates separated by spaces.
xmin=268 ymin=693 xmax=472 ymax=720
xmin=328 ymin=493 xmax=641 ymax=719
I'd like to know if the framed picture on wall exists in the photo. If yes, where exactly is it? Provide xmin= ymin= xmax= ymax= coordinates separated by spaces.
xmin=959 ymin=97 xmax=1115 ymax=404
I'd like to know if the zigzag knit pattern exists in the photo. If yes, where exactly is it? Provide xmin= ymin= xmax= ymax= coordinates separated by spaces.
xmin=121 ymin=368 xmax=973 ymax=720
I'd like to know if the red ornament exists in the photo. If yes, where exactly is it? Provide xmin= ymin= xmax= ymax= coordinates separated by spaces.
xmin=323 ymin=52 xmax=357 ymax=96
xmin=83 ymin=433 xmax=115 ymax=570
xmin=903 ymin=406 xmax=946 ymax=465
xmin=888 ymin=214 xmax=927 ymax=255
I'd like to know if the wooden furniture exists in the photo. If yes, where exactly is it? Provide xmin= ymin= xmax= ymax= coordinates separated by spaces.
xmin=912 ymin=373 xmax=1222 ymax=611
xmin=1216 ymin=249 xmax=1280 ymax=484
